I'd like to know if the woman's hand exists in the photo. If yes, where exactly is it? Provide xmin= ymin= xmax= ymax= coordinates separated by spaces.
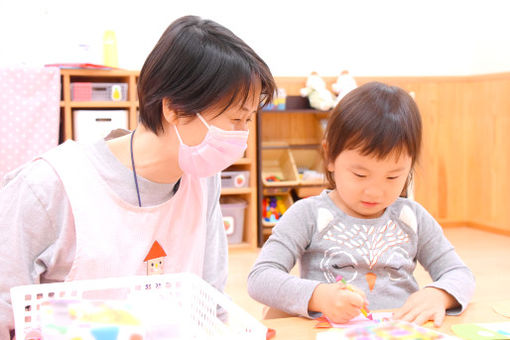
xmin=393 ymin=287 xmax=458 ymax=327
xmin=308 ymin=282 xmax=367 ymax=323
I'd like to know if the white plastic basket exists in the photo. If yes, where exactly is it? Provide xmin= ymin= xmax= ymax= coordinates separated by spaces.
xmin=11 ymin=273 xmax=266 ymax=340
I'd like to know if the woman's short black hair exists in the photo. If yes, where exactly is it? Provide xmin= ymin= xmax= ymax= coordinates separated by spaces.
xmin=138 ymin=15 xmax=276 ymax=134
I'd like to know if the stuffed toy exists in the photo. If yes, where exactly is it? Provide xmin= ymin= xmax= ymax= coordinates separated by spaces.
xmin=300 ymin=72 xmax=336 ymax=111
xmin=332 ymin=70 xmax=357 ymax=105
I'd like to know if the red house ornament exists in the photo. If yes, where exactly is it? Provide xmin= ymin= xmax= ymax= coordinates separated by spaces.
xmin=143 ymin=241 xmax=167 ymax=275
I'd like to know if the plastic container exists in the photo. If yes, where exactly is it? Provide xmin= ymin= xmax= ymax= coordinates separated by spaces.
xmin=73 ymin=109 xmax=128 ymax=142
xmin=10 ymin=273 xmax=266 ymax=340
xmin=221 ymin=170 xmax=250 ymax=188
xmin=71 ymin=82 xmax=128 ymax=101
xmin=220 ymin=197 xmax=247 ymax=244
xmin=261 ymin=193 xmax=293 ymax=227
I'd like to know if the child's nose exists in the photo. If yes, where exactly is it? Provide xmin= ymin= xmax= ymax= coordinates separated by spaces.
xmin=363 ymin=186 xmax=383 ymax=199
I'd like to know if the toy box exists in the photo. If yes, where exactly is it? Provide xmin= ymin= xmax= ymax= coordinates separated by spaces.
xmin=11 ymin=273 xmax=266 ymax=340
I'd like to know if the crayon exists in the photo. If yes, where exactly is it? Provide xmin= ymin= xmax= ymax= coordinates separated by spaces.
xmin=336 ymin=275 xmax=373 ymax=320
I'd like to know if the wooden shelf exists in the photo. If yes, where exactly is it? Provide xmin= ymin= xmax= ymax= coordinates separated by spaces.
xmin=262 ymin=228 xmax=274 ymax=236
xmin=262 ymin=221 xmax=276 ymax=228
xmin=233 ymin=158 xmax=251 ymax=165
xmin=69 ymin=101 xmax=131 ymax=108
xmin=221 ymin=188 xmax=252 ymax=195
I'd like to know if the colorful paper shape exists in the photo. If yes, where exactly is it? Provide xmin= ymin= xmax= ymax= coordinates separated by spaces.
xmin=317 ymin=320 xmax=454 ymax=340
xmin=452 ymin=323 xmax=510 ymax=340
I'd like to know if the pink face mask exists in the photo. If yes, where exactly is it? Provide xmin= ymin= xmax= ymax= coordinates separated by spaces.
xmin=174 ymin=113 xmax=249 ymax=178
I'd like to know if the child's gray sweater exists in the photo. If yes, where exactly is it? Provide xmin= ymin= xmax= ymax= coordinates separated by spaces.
xmin=248 ymin=190 xmax=475 ymax=318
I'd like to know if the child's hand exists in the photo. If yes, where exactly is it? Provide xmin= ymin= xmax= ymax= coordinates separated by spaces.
xmin=393 ymin=287 xmax=458 ymax=327
xmin=309 ymin=282 xmax=367 ymax=323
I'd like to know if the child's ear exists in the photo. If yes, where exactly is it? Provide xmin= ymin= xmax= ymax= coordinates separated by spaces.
xmin=162 ymin=98 xmax=178 ymax=125
xmin=321 ymin=140 xmax=335 ymax=172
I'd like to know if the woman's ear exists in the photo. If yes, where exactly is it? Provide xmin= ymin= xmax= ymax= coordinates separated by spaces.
xmin=162 ymin=98 xmax=178 ymax=125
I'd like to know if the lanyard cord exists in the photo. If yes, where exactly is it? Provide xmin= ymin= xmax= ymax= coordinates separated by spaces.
xmin=129 ymin=129 xmax=181 ymax=208
xmin=130 ymin=129 xmax=142 ymax=207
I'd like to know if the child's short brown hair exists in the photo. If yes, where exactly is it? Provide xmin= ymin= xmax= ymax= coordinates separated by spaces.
xmin=323 ymin=81 xmax=422 ymax=189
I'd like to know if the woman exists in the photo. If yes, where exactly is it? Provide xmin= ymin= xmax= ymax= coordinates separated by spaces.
xmin=0 ymin=15 xmax=276 ymax=339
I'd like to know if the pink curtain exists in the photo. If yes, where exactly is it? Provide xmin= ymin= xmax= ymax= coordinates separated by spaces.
xmin=0 ymin=66 xmax=60 ymax=180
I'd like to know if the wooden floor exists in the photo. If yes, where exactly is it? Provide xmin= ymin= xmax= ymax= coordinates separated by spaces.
xmin=225 ymin=227 xmax=510 ymax=320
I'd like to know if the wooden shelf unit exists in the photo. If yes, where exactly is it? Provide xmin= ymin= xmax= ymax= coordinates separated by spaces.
xmin=257 ymin=96 xmax=329 ymax=245
xmin=59 ymin=69 xmax=258 ymax=249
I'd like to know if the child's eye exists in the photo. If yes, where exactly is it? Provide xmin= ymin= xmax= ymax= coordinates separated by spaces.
xmin=387 ymin=176 xmax=399 ymax=180
xmin=332 ymin=264 xmax=355 ymax=270
xmin=353 ymin=173 xmax=366 ymax=178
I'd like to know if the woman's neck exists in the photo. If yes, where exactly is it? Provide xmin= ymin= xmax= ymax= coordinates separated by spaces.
xmin=107 ymin=124 xmax=183 ymax=184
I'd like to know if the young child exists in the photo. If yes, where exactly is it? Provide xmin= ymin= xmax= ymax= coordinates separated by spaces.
xmin=0 ymin=16 xmax=275 ymax=339
xmin=248 ymin=82 xmax=475 ymax=326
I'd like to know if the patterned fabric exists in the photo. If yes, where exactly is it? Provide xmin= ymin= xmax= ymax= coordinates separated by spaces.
xmin=0 ymin=66 xmax=60 ymax=181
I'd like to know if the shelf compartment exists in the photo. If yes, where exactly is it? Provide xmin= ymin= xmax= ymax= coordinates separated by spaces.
xmin=291 ymin=149 xmax=327 ymax=186
xmin=261 ymin=193 xmax=293 ymax=227
xmin=261 ymin=149 xmax=299 ymax=187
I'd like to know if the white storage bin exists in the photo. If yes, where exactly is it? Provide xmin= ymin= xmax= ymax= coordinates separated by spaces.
xmin=220 ymin=197 xmax=247 ymax=244
xmin=73 ymin=109 xmax=128 ymax=142
xmin=10 ymin=273 xmax=266 ymax=340
xmin=221 ymin=170 xmax=250 ymax=188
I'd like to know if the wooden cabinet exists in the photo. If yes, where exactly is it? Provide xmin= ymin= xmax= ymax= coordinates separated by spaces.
xmin=257 ymin=97 xmax=329 ymax=245
xmin=59 ymin=69 xmax=258 ymax=249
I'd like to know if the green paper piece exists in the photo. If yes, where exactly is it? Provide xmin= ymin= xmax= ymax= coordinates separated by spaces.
xmin=452 ymin=323 xmax=510 ymax=340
